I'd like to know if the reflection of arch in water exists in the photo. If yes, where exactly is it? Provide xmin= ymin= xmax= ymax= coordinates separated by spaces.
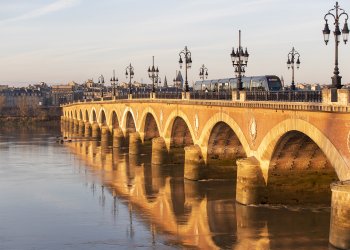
xmin=266 ymin=130 xmax=338 ymax=205
xmin=170 ymin=178 xmax=191 ymax=225
xmin=207 ymin=200 xmax=237 ymax=248
xmin=142 ymin=164 xmax=165 ymax=202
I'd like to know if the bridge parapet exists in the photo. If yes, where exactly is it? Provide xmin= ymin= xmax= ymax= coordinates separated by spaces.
xmin=63 ymin=97 xmax=350 ymax=113
xmin=63 ymin=89 xmax=350 ymax=112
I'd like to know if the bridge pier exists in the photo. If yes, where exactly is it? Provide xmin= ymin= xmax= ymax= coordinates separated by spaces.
xmin=184 ymin=145 xmax=205 ymax=181
xmin=68 ymin=119 xmax=74 ymax=133
xmin=101 ymin=126 xmax=111 ymax=142
xmin=151 ymin=137 xmax=168 ymax=165
xmin=113 ymin=128 xmax=124 ymax=148
xmin=101 ymin=126 xmax=111 ymax=148
xmin=91 ymin=123 xmax=100 ymax=139
xmin=73 ymin=120 xmax=79 ymax=135
xmin=236 ymin=157 xmax=267 ymax=205
xmin=129 ymin=132 xmax=141 ymax=155
xmin=78 ymin=121 xmax=85 ymax=136
xmin=329 ymin=181 xmax=350 ymax=249
xmin=84 ymin=122 xmax=91 ymax=137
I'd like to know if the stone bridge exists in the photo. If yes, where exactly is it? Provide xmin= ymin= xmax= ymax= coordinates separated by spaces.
xmin=62 ymin=96 xmax=350 ymax=179
xmin=61 ymin=91 xmax=350 ymax=249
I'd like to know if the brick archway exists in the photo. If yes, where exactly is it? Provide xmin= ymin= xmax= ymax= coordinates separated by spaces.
xmin=258 ymin=118 xmax=349 ymax=181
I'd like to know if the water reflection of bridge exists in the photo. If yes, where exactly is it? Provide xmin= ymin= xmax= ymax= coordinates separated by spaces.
xmin=63 ymin=136 xmax=331 ymax=249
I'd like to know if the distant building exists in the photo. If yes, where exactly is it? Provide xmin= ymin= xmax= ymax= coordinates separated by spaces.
xmin=0 ymin=85 xmax=9 ymax=91
xmin=174 ymin=71 xmax=183 ymax=88
xmin=296 ymin=83 xmax=310 ymax=90
xmin=310 ymin=83 xmax=321 ymax=91
xmin=163 ymin=76 xmax=168 ymax=88
xmin=51 ymin=82 xmax=83 ymax=105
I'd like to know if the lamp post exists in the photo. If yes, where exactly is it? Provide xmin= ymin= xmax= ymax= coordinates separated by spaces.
xmin=230 ymin=30 xmax=249 ymax=90
xmin=323 ymin=1 xmax=349 ymax=89
xmin=199 ymin=64 xmax=208 ymax=91
xmin=286 ymin=47 xmax=301 ymax=90
xmin=178 ymin=46 xmax=192 ymax=92
xmin=125 ymin=63 xmax=134 ymax=94
xmin=110 ymin=70 xmax=118 ymax=97
xmin=148 ymin=56 xmax=160 ymax=93
xmin=98 ymin=74 xmax=105 ymax=98
xmin=199 ymin=64 xmax=208 ymax=80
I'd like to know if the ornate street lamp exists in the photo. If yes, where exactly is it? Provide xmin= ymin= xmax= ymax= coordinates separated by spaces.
xmin=125 ymin=63 xmax=134 ymax=94
xmin=199 ymin=64 xmax=208 ymax=92
xmin=286 ymin=47 xmax=301 ymax=90
xmin=199 ymin=64 xmax=208 ymax=81
xmin=110 ymin=69 xmax=118 ymax=97
xmin=323 ymin=1 xmax=349 ymax=89
xmin=148 ymin=56 xmax=160 ymax=93
xmin=230 ymin=30 xmax=249 ymax=90
xmin=98 ymin=74 xmax=105 ymax=98
xmin=178 ymin=46 xmax=192 ymax=92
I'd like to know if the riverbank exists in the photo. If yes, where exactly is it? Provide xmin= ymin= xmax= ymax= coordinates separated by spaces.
xmin=0 ymin=116 xmax=60 ymax=126
xmin=0 ymin=106 xmax=61 ymax=127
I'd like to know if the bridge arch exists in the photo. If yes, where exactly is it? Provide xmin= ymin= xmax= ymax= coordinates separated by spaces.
xmin=170 ymin=117 xmax=194 ymax=148
xmin=70 ymin=111 xmax=73 ymax=119
xmin=84 ymin=109 xmax=89 ymax=122
xmin=139 ymin=108 xmax=161 ymax=141
xmin=258 ymin=118 xmax=349 ymax=181
xmin=121 ymin=108 xmax=137 ymax=133
xmin=98 ymin=108 xmax=107 ymax=125
xmin=206 ymin=121 xmax=247 ymax=165
xmin=90 ymin=108 xmax=97 ymax=123
xmin=108 ymin=110 xmax=120 ymax=129
xmin=198 ymin=113 xmax=250 ymax=163
xmin=79 ymin=110 xmax=83 ymax=120
xmin=163 ymin=110 xmax=196 ymax=149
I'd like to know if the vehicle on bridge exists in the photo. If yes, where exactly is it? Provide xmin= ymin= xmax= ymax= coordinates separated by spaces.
xmin=193 ymin=75 xmax=282 ymax=92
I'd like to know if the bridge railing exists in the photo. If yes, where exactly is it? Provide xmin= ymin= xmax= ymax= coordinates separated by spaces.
xmin=245 ymin=91 xmax=322 ymax=103
xmin=117 ymin=93 xmax=129 ymax=99
xmin=155 ymin=92 xmax=182 ymax=99
xmin=132 ymin=92 xmax=150 ymax=99
xmin=102 ymin=97 xmax=113 ymax=101
xmin=190 ymin=91 xmax=232 ymax=100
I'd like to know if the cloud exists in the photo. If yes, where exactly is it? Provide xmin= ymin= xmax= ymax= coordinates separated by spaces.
xmin=0 ymin=0 xmax=81 ymax=24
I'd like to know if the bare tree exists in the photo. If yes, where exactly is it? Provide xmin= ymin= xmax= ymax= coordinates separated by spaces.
xmin=17 ymin=96 xmax=30 ymax=117
xmin=0 ymin=95 xmax=6 ymax=115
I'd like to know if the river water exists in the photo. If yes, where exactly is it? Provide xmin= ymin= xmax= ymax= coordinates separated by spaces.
xmin=0 ymin=125 xmax=333 ymax=249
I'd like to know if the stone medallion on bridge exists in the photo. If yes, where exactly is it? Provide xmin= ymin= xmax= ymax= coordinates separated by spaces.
xmin=249 ymin=117 xmax=257 ymax=142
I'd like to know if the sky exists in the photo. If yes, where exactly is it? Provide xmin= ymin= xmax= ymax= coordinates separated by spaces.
xmin=0 ymin=0 xmax=349 ymax=87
